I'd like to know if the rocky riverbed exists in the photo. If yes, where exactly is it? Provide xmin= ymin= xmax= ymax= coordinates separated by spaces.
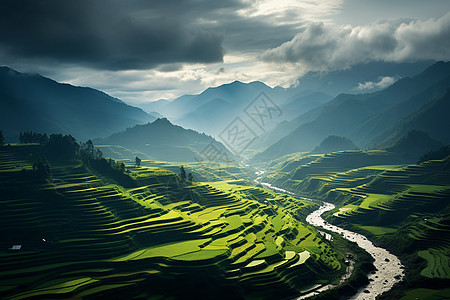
xmin=306 ymin=202 xmax=405 ymax=300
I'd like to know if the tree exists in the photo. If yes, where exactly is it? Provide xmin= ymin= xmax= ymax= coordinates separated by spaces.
xmin=19 ymin=131 xmax=49 ymax=144
xmin=33 ymin=157 xmax=51 ymax=179
xmin=180 ymin=166 xmax=186 ymax=180
xmin=0 ymin=130 xmax=4 ymax=146
xmin=135 ymin=156 xmax=141 ymax=167
xmin=86 ymin=139 xmax=94 ymax=156
xmin=188 ymin=172 xmax=194 ymax=182
xmin=45 ymin=134 xmax=79 ymax=159
xmin=96 ymin=149 xmax=103 ymax=159
xmin=80 ymin=140 xmax=102 ymax=160
xmin=120 ymin=162 xmax=125 ymax=172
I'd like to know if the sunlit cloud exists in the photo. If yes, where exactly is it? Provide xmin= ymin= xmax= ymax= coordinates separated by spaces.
xmin=1 ymin=0 xmax=448 ymax=103
xmin=356 ymin=76 xmax=400 ymax=91
xmin=238 ymin=0 xmax=343 ymax=25
xmin=262 ymin=13 xmax=450 ymax=73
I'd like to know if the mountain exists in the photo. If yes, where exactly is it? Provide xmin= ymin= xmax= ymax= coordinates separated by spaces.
xmin=385 ymin=130 xmax=443 ymax=161
xmin=290 ymin=60 xmax=435 ymax=97
xmin=280 ymin=91 xmax=333 ymax=121
xmin=172 ymin=81 xmax=283 ymax=136
xmin=144 ymin=81 xmax=278 ymax=118
xmin=94 ymin=118 xmax=235 ymax=162
xmin=374 ymin=88 xmax=450 ymax=148
xmin=175 ymin=97 xmax=241 ymax=137
xmin=352 ymin=74 xmax=450 ymax=147
xmin=139 ymin=96 xmax=195 ymax=119
xmin=247 ymin=120 xmax=297 ymax=152
xmin=137 ymin=61 xmax=431 ymax=143
xmin=138 ymin=98 xmax=171 ymax=114
xmin=311 ymin=135 xmax=358 ymax=154
xmin=253 ymin=61 xmax=450 ymax=162
xmin=0 ymin=67 xmax=156 ymax=142
xmin=141 ymin=80 xmax=305 ymax=138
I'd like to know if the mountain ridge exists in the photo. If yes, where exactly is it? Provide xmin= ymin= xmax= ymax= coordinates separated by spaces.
xmin=0 ymin=66 xmax=156 ymax=142
xmin=94 ymin=118 xmax=235 ymax=162
xmin=253 ymin=61 xmax=450 ymax=161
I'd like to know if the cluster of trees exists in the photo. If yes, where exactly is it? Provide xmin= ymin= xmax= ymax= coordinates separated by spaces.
xmin=180 ymin=166 xmax=194 ymax=182
xmin=80 ymin=140 xmax=103 ymax=161
xmin=7 ymin=130 xmax=137 ymax=185
xmin=89 ymin=157 xmax=135 ymax=187
xmin=18 ymin=157 xmax=52 ymax=181
xmin=0 ymin=130 xmax=4 ymax=146
xmin=19 ymin=132 xmax=49 ymax=144
xmin=15 ymin=131 xmax=83 ymax=160
xmin=107 ymin=158 xmax=126 ymax=172
xmin=6 ymin=130 xmax=199 ymax=187
xmin=33 ymin=157 xmax=51 ymax=179
xmin=45 ymin=134 xmax=80 ymax=159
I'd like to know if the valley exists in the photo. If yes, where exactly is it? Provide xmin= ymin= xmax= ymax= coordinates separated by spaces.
xmin=1 ymin=60 xmax=450 ymax=299
xmin=0 ymin=144 xmax=350 ymax=299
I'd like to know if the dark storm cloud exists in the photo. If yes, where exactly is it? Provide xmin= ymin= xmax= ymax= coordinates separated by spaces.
xmin=262 ymin=13 xmax=450 ymax=72
xmin=0 ymin=0 xmax=234 ymax=70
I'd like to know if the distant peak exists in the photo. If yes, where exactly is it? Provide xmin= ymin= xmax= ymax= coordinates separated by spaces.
xmin=230 ymin=80 xmax=243 ymax=84
xmin=229 ymin=80 xmax=267 ymax=87
xmin=0 ymin=66 xmax=44 ymax=79
xmin=152 ymin=117 xmax=173 ymax=125
xmin=220 ymin=80 xmax=244 ymax=87
xmin=0 ymin=66 xmax=19 ymax=75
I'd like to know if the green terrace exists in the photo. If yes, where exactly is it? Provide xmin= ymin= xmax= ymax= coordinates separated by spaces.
xmin=97 ymin=144 xmax=254 ymax=183
xmin=266 ymin=149 xmax=450 ymax=288
xmin=0 ymin=145 xmax=345 ymax=299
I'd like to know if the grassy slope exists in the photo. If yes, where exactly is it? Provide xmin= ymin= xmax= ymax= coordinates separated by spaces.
xmin=265 ymin=150 xmax=450 ymax=298
xmin=0 ymin=145 xmax=345 ymax=299
xmin=97 ymin=145 xmax=254 ymax=183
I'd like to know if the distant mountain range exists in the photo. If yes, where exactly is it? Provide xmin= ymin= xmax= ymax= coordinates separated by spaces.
xmin=1 ymin=61 xmax=446 ymax=164
xmin=94 ymin=118 xmax=235 ymax=162
xmin=0 ymin=67 xmax=156 ymax=142
xmin=253 ymin=61 xmax=450 ymax=162
xmin=138 ymin=61 xmax=430 ymax=139
xmin=385 ymin=130 xmax=443 ymax=161
xmin=287 ymin=60 xmax=434 ymax=96
xmin=141 ymin=81 xmax=286 ymax=137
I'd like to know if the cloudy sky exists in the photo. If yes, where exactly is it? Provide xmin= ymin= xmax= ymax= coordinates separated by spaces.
xmin=1 ymin=0 xmax=449 ymax=105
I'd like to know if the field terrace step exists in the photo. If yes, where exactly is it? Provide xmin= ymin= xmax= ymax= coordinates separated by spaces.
xmin=408 ymin=220 xmax=450 ymax=250
xmin=0 ymin=146 xmax=344 ymax=299
xmin=193 ymin=185 xmax=240 ymax=207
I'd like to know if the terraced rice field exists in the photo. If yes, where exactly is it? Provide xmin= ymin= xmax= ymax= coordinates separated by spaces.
xmin=270 ymin=150 xmax=450 ymax=287
xmin=97 ymin=144 xmax=254 ymax=183
xmin=0 ymin=145 xmax=343 ymax=299
xmin=418 ymin=249 xmax=450 ymax=279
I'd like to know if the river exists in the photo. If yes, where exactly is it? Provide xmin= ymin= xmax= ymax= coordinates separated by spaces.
xmin=255 ymin=173 xmax=405 ymax=299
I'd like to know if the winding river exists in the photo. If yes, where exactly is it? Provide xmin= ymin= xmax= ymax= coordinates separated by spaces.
xmin=255 ymin=174 xmax=405 ymax=299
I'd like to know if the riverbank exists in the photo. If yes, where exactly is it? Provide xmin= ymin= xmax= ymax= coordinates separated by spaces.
xmin=306 ymin=203 xmax=405 ymax=299
xmin=255 ymin=173 xmax=404 ymax=299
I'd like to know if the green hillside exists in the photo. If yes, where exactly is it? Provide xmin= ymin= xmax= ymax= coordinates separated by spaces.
xmin=264 ymin=149 xmax=450 ymax=298
xmin=0 ymin=144 xmax=345 ymax=299
xmin=375 ymin=88 xmax=450 ymax=148
xmin=384 ymin=130 xmax=443 ymax=161
xmin=94 ymin=118 xmax=235 ymax=163
xmin=0 ymin=67 xmax=155 ymax=142
xmin=311 ymin=135 xmax=358 ymax=154
xmin=253 ymin=61 xmax=450 ymax=161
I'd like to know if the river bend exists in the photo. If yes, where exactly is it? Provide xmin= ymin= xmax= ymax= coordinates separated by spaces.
xmin=255 ymin=175 xmax=404 ymax=299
